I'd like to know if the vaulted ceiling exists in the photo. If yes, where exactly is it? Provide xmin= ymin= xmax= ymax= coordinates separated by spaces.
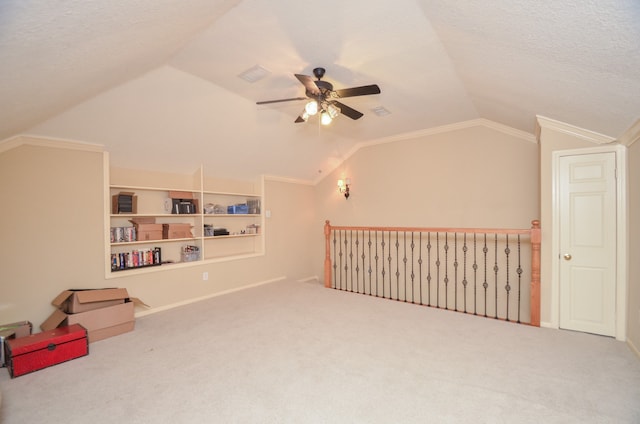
xmin=1 ymin=1 xmax=638 ymax=182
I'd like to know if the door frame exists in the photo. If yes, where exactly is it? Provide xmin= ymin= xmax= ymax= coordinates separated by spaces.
xmin=551 ymin=145 xmax=627 ymax=341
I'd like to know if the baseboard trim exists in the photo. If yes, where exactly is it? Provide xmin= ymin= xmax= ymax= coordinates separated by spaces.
xmin=628 ymin=338 xmax=640 ymax=359
xmin=134 ymin=276 xmax=287 ymax=318
xmin=297 ymin=275 xmax=320 ymax=283
xmin=540 ymin=321 xmax=555 ymax=329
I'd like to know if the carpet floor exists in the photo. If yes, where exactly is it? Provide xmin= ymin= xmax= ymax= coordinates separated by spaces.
xmin=1 ymin=279 xmax=639 ymax=423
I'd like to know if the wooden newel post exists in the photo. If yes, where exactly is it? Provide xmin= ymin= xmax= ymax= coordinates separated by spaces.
xmin=530 ymin=219 xmax=541 ymax=327
xmin=324 ymin=220 xmax=332 ymax=288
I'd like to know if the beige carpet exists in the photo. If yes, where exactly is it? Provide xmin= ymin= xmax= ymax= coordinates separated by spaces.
xmin=1 ymin=279 xmax=639 ymax=423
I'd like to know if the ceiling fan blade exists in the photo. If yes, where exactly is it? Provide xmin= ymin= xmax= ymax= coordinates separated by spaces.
xmin=333 ymin=84 xmax=381 ymax=98
xmin=294 ymin=109 xmax=307 ymax=123
xmin=332 ymin=101 xmax=364 ymax=120
xmin=295 ymin=74 xmax=321 ymax=96
xmin=256 ymin=97 xmax=307 ymax=105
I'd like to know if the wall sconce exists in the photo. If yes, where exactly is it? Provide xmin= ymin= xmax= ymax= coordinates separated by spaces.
xmin=337 ymin=178 xmax=351 ymax=199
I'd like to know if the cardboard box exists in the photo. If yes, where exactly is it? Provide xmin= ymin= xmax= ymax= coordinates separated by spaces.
xmin=162 ymin=223 xmax=193 ymax=239
xmin=168 ymin=191 xmax=194 ymax=199
xmin=41 ymin=288 xmax=147 ymax=343
xmin=0 ymin=321 xmax=32 ymax=367
xmin=41 ymin=301 xmax=136 ymax=343
xmin=5 ymin=324 xmax=88 ymax=378
xmin=130 ymin=219 xmax=163 ymax=241
xmin=137 ymin=228 xmax=163 ymax=241
xmin=51 ymin=288 xmax=128 ymax=313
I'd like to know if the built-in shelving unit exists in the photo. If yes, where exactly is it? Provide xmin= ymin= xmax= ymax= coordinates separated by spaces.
xmin=105 ymin=166 xmax=264 ymax=278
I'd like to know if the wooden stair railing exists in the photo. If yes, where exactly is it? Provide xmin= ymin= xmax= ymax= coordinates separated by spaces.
xmin=324 ymin=220 xmax=541 ymax=326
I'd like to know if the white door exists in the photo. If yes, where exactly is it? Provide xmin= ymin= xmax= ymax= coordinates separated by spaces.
xmin=558 ymin=152 xmax=617 ymax=336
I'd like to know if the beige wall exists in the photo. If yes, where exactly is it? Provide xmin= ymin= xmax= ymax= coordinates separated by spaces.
xmin=0 ymin=139 xmax=105 ymax=326
xmin=628 ymin=140 xmax=640 ymax=352
xmin=0 ymin=138 xmax=317 ymax=327
xmin=312 ymin=124 xmax=540 ymax=280
xmin=5 ymin=122 xmax=634 ymax=347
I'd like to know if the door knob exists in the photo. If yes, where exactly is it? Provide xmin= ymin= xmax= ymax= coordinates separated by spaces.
xmin=563 ymin=253 xmax=572 ymax=261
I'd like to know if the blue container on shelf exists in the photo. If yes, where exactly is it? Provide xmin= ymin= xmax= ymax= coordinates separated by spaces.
xmin=227 ymin=204 xmax=249 ymax=214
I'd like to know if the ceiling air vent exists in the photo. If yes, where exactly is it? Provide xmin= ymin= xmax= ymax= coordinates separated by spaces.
xmin=238 ymin=65 xmax=270 ymax=83
xmin=371 ymin=106 xmax=391 ymax=116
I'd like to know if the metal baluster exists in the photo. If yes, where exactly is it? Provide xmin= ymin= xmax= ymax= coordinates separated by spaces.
xmin=505 ymin=234 xmax=511 ymax=321
xmin=410 ymin=232 xmax=415 ymax=304
xmin=346 ymin=231 xmax=351 ymax=292
xmin=483 ymin=234 xmax=488 ymax=317
xmin=436 ymin=233 xmax=441 ymax=308
xmin=354 ymin=231 xmax=359 ymax=293
xmin=418 ymin=233 xmax=423 ymax=305
xmin=375 ymin=231 xmax=379 ymax=297
xmin=444 ymin=233 xmax=449 ymax=309
xmin=402 ymin=231 xmax=408 ymax=302
xmin=454 ymin=233 xmax=459 ymax=311
xmin=462 ymin=233 xmax=468 ymax=313
xmin=333 ymin=230 xmax=338 ymax=289
xmin=427 ymin=233 xmax=432 ymax=306
xmin=339 ymin=230 xmax=344 ymax=291
xmin=380 ymin=231 xmax=386 ymax=297
xmin=367 ymin=231 xmax=372 ymax=296
xmin=473 ymin=234 xmax=478 ymax=315
xmin=396 ymin=231 xmax=401 ymax=301
xmin=517 ymin=235 xmax=523 ymax=323
xmin=494 ymin=234 xmax=499 ymax=319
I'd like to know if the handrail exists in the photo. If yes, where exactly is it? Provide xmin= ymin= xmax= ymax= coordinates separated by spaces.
xmin=324 ymin=220 xmax=541 ymax=326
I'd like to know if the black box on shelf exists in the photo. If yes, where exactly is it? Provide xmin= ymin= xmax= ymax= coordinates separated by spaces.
xmin=171 ymin=199 xmax=198 ymax=214
xmin=213 ymin=228 xmax=229 ymax=236
xmin=112 ymin=192 xmax=137 ymax=214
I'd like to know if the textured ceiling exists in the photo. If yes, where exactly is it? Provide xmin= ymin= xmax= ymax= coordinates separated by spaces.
xmin=1 ymin=0 xmax=638 ymax=182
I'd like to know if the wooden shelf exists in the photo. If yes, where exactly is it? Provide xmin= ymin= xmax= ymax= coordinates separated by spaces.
xmin=106 ymin=166 xmax=264 ymax=278
xmin=111 ymin=237 xmax=197 ymax=246
xmin=203 ymin=234 xmax=259 ymax=240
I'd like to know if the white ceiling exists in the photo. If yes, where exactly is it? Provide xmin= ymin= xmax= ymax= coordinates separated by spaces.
xmin=1 ymin=0 xmax=639 ymax=182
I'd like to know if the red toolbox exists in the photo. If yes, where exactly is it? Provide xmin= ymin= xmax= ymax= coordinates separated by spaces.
xmin=4 ymin=324 xmax=88 ymax=378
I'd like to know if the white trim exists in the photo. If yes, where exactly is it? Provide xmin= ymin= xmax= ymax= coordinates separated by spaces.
xmin=297 ymin=275 xmax=320 ymax=283
xmin=263 ymin=174 xmax=314 ymax=186
xmin=134 ymin=276 xmax=287 ymax=318
xmin=537 ymin=115 xmax=616 ymax=145
xmin=617 ymin=118 xmax=640 ymax=147
xmin=629 ymin=338 xmax=640 ymax=359
xmin=103 ymin=152 xmax=112 ymax=278
xmin=0 ymin=134 xmax=104 ymax=154
xmin=356 ymin=118 xmax=536 ymax=152
xmin=540 ymin=321 xmax=554 ymax=329
xmin=551 ymin=145 xmax=628 ymax=341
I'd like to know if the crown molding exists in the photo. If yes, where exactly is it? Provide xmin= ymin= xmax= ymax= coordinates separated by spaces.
xmin=358 ymin=118 xmax=535 ymax=151
xmin=616 ymin=118 xmax=640 ymax=147
xmin=263 ymin=174 xmax=314 ymax=186
xmin=536 ymin=115 xmax=615 ymax=145
xmin=0 ymin=134 xmax=104 ymax=155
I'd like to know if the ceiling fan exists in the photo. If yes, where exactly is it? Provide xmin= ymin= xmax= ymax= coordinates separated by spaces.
xmin=256 ymin=67 xmax=381 ymax=125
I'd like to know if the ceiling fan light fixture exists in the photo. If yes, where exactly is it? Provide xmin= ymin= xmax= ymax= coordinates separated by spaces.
xmin=256 ymin=67 xmax=381 ymax=124
xmin=326 ymin=103 xmax=340 ymax=119
xmin=305 ymin=100 xmax=318 ymax=116
xmin=321 ymin=112 xmax=332 ymax=126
